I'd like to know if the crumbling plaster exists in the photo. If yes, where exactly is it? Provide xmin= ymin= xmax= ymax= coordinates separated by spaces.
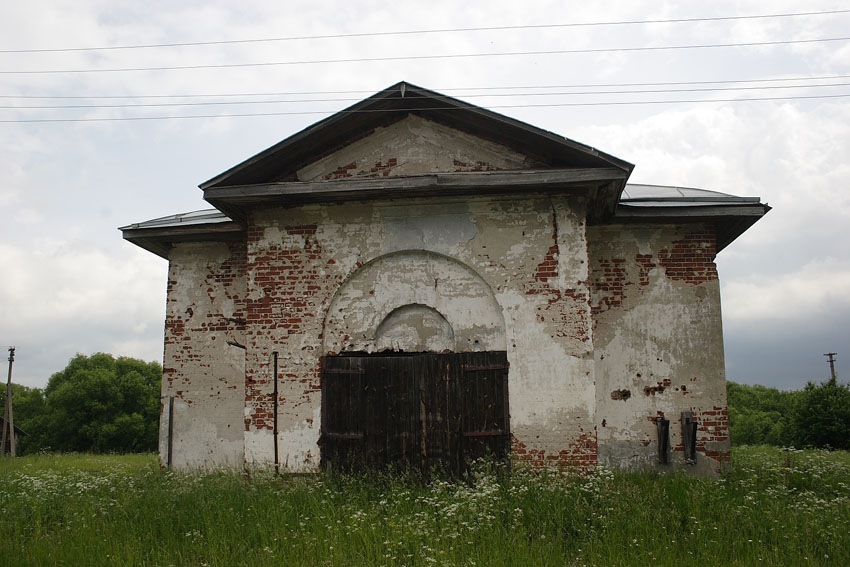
xmin=161 ymin=242 xmax=246 ymax=469
xmin=296 ymin=114 xmax=532 ymax=181
xmin=239 ymin=189 xmax=597 ymax=470
xmin=322 ymin=250 xmax=506 ymax=354
xmin=589 ymin=224 xmax=729 ymax=475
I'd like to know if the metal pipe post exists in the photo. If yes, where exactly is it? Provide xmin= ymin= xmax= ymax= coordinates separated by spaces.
xmin=273 ymin=351 xmax=279 ymax=475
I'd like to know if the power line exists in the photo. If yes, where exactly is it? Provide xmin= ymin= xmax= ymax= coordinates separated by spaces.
xmin=2 ymin=36 xmax=848 ymax=75
xmin=1 ymin=9 xmax=846 ymax=54
xmin=3 ymin=74 xmax=850 ymax=100
xmin=4 ymin=82 xmax=850 ymax=110
xmin=2 ymin=92 xmax=847 ymax=123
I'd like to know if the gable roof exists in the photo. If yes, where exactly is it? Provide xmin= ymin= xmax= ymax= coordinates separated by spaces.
xmin=120 ymin=82 xmax=768 ymax=257
xmin=200 ymin=81 xmax=633 ymax=190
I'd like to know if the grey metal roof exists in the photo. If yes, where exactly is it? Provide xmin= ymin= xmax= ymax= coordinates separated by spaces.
xmin=120 ymin=209 xmax=241 ymax=258
xmin=122 ymin=184 xmax=764 ymax=232
xmin=620 ymin=184 xmax=762 ymax=206
xmin=121 ymin=183 xmax=769 ymax=257
xmin=616 ymin=184 xmax=770 ymax=252
xmin=118 ymin=209 xmax=232 ymax=231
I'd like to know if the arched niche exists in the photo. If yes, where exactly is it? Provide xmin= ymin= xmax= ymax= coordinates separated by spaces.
xmin=375 ymin=304 xmax=455 ymax=353
xmin=322 ymin=251 xmax=505 ymax=354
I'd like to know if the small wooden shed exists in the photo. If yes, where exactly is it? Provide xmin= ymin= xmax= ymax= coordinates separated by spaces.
xmin=1 ymin=417 xmax=26 ymax=455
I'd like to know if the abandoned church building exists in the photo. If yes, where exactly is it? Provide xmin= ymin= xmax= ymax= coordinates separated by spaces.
xmin=122 ymin=82 xmax=769 ymax=476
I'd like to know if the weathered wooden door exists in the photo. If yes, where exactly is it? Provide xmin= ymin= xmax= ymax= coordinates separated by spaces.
xmin=320 ymin=351 xmax=509 ymax=474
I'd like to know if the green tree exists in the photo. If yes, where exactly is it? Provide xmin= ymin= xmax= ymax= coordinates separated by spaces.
xmin=726 ymin=381 xmax=797 ymax=446
xmin=791 ymin=380 xmax=850 ymax=450
xmin=39 ymin=353 xmax=161 ymax=453
xmin=0 ymin=383 xmax=47 ymax=454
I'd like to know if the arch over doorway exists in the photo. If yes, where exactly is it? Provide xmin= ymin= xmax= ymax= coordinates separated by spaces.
xmin=322 ymin=250 xmax=506 ymax=355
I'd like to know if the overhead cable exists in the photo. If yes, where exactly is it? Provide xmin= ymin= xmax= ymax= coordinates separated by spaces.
xmin=1 ymin=9 xmax=846 ymax=53
xmin=3 ymin=74 xmax=850 ymax=99
xmin=2 ymin=93 xmax=848 ymax=123
xmin=4 ymin=82 xmax=850 ymax=110
xmin=2 ymin=36 xmax=848 ymax=75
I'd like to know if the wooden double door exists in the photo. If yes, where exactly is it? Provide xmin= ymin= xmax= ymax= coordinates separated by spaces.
xmin=320 ymin=351 xmax=509 ymax=475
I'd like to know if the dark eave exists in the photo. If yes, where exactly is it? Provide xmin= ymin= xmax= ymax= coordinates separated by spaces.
xmin=121 ymin=220 xmax=243 ymax=259
xmin=615 ymin=201 xmax=771 ymax=252
xmin=199 ymin=81 xmax=634 ymax=191
xmin=204 ymin=167 xmax=629 ymax=223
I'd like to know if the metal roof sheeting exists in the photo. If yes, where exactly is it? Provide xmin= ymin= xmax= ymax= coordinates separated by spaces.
xmin=125 ymin=183 xmax=764 ymax=232
xmin=620 ymin=184 xmax=762 ymax=207
xmin=119 ymin=209 xmax=232 ymax=231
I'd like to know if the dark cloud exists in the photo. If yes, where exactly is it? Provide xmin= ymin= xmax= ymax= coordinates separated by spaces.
xmin=724 ymin=306 xmax=850 ymax=389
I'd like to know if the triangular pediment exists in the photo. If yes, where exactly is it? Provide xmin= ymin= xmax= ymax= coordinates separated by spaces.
xmin=200 ymin=82 xmax=633 ymax=190
xmin=296 ymin=114 xmax=537 ymax=182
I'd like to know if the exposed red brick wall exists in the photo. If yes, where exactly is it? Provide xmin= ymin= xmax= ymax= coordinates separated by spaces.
xmin=512 ymin=432 xmax=598 ymax=468
xmin=243 ymin=219 xmax=343 ymax=432
xmin=590 ymin=224 xmax=729 ymax=469
xmin=590 ymin=258 xmax=626 ymax=315
xmin=323 ymin=158 xmax=399 ymax=180
xmin=590 ymin=225 xmax=718 ymax=316
xmin=524 ymin=231 xmax=591 ymax=343
xmin=695 ymin=406 xmax=730 ymax=462
xmin=452 ymin=158 xmax=499 ymax=172
xmin=658 ymin=229 xmax=718 ymax=284
xmin=163 ymin=242 xmax=246 ymax=399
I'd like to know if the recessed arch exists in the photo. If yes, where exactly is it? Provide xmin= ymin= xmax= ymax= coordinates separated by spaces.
xmin=375 ymin=303 xmax=455 ymax=353
xmin=322 ymin=250 xmax=506 ymax=354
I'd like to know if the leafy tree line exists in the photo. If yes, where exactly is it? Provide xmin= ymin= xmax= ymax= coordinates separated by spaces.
xmin=1 ymin=353 xmax=161 ymax=455
xmin=727 ymin=379 xmax=850 ymax=450
xmin=4 ymin=353 xmax=849 ymax=454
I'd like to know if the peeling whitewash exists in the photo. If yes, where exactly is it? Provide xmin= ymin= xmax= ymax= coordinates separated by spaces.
xmin=296 ymin=114 xmax=533 ymax=181
xmin=589 ymin=224 xmax=729 ymax=475
xmin=161 ymin=242 xmax=246 ymax=469
xmin=157 ymin=116 xmax=731 ymax=475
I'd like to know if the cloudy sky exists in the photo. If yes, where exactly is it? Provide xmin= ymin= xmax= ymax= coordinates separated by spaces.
xmin=1 ymin=1 xmax=848 ymax=390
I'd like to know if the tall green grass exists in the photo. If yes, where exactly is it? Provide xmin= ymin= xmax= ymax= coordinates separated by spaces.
xmin=1 ymin=447 xmax=848 ymax=566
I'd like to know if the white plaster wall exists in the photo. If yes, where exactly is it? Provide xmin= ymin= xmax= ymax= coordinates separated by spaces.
xmin=323 ymin=251 xmax=506 ymax=354
xmin=244 ymin=191 xmax=597 ymax=470
xmin=589 ymin=224 xmax=729 ymax=475
xmin=296 ymin=114 xmax=531 ymax=181
xmin=161 ymin=242 xmax=246 ymax=469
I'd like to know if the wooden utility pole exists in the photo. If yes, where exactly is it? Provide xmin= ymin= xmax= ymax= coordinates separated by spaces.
xmin=824 ymin=352 xmax=838 ymax=385
xmin=2 ymin=346 xmax=15 ymax=457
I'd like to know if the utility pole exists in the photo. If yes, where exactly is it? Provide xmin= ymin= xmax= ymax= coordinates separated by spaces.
xmin=2 ymin=347 xmax=15 ymax=457
xmin=824 ymin=352 xmax=837 ymax=385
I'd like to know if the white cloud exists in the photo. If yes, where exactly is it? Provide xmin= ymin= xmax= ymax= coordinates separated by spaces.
xmin=722 ymin=258 xmax=850 ymax=322
xmin=0 ymin=240 xmax=167 ymax=387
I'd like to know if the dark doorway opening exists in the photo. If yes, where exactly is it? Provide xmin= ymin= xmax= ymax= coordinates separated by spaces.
xmin=320 ymin=351 xmax=509 ymax=475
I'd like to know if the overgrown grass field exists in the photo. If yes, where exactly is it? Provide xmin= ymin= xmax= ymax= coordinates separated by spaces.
xmin=1 ymin=447 xmax=848 ymax=566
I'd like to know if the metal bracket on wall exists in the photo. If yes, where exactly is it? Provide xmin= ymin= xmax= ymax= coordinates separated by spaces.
xmin=656 ymin=418 xmax=670 ymax=465
xmin=681 ymin=411 xmax=697 ymax=464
